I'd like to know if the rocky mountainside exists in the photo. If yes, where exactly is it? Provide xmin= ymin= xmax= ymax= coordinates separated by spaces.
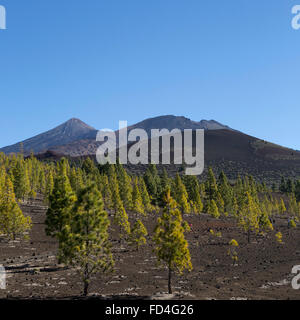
xmin=0 ymin=118 xmax=97 ymax=155
xmin=2 ymin=115 xmax=300 ymax=183
xmin=125 ymin=115 xmax=233 ymax=134
xmin=0 ymin=115 xmax=232 ymax=156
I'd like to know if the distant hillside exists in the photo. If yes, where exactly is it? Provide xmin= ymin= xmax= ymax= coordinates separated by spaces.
xmin=125 ymin=115 xmax=233 ymax=134
xmin=0 ymin=118 xmax=97 ymax=155
xmin=2 ymin=115 xmax=300 ymax=183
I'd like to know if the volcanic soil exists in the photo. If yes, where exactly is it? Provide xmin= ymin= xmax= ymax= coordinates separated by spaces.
xmin=0 ymin=195 xmax=299 ymax=300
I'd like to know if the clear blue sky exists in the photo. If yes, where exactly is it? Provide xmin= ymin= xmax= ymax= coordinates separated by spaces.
xmin=0 ymin=0 xmax=300 ymax=149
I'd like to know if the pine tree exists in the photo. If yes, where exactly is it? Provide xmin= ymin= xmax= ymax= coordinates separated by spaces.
xmin=114 ymin=205 xmax=131 ymax=239
xmin=183 ymin=175 xmax=203 ymax=214
xmin=45 ymin=170 xmax=54 ymax=203
xmin=173 ymin=173 xmax=191 ymax=214
xmin=38 ymin=169 xmax=46 ymax=194
xmin=238 ymin=192 xmax=260 ymax=243
xmin=130 ymin=219 xmax=148 ymax=251
xmin=218 ymin=171 xmax=233 ymax=215
xmin=160 ymin=168 xmax=170 ymax=195
xmin=153 ymin=188 xmax=192 ymax=294
xmin=58 ymin=183 xmax=114 ymax=296
xmin=289 ymin=193 xmax=298 ymax=215
xmin=45 ymin=158 xmax=76 ymax=237
xmin=139 ymin=176 xmax=153 ymax=212
xmin=259 ymin=203 xmax=273 ymax=233
xmin=81 ymin=157 xmax=98 ymax=177
xmin=279 ymin=198 xmax=287 ymax=215
xmin=144 ymin=164 xmax=162 ymax=205
xmin=117 ymin=164 xmax=133 ymax=210
xmin=207 ymin=199 xmax=220 ymax=218
xmin=109 ymin=166 xmax=131 ymax=238
xmin=101 ymin=175 xmax=113 ymax=210
xmin=132 ymin=177 xmax=145 ymax=216
xmin=12 ymin=158 xmax=30 ymax=200
xmin=206 ymin=167 xmax=218 ymax=201
xmin=0 ymin=176 xmax=32 ymax=240
xmin=228 ymin=239 xmax=239 ymax=265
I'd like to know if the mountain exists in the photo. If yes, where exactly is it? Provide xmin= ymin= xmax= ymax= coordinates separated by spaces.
xmin=0 ymin=118 xmax=97 ymax=155
xmin=42 ymin=116 xmax=234 ymax=156
xmin=2 ymin=115 xmax=300 ymax=182
xmin=126 ymin=115 xmax=233 ymax=134
xmin=1 ymin=115 xmax=231 ymax=156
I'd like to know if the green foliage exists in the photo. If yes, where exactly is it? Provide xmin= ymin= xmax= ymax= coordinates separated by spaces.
xmin=144 ymin=164 xmax=162 ymax=205
xmin=238 ymin=192 xmax=260 ymax=243
xmin=58 ymin=183 xmax=114 ymax=296
xmin=45 ymin=158 xmax=76 ymax=237
xmin=153 ymin=188 xmax=192 ymax=294
xmin=275 ymin=232 xmax=283 ymax=244
xmin=0 ymin=175 xmax=32 ymax=240
xmin=130 ymin=219 xmax=148 ymax=251
xmin=132 ymin=177 xmax=145 ymax=216
xmin=207 ymin=199 xmax=220 ymax=218
xmin=117 ymin=163 xmax=133 ymax=210
xmin=228 ymin=239 xmax=239 ymax=265
xmin=173 ymin=173 xmax=191 ymax=214
xmin=139 ymin=176 xmax=153 ymax=212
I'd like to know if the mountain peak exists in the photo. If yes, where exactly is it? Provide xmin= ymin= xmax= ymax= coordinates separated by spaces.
xmin=127 ymin=115 xmax=232 ymax=133
xmin=63 ymin=118 xmax=95 ymax=130
xmin=0 ymin=118 xmax=97 ymax=155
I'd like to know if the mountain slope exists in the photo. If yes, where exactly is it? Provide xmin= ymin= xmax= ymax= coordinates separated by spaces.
xmin=0 ymin=118 xmax=97 ymax=155
xmin=126 ymin=115 xmax=233 ymax=134
xmin=2 ymin=115 xmax=300 ymax=182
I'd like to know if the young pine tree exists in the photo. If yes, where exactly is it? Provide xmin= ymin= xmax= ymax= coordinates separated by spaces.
xmin=12 ymin=159 xmax=30 ymax=201
xmin=45 ymin=159 xmax=76 ymax=237
xmin=173 ymin=173 xmax=191 ymax=214
xmin=153 ymin=188 xmax=192 ymax=294
xmin=279 ymin=198 xmax=287 ymax=215
xmin=44 ymin=170 xmax=54 ymax=204
xmin=206 ymin=167 xmax=218 ymax=201
xmin=139 ymin=176 xmax=153 ymax=213
xmin=238 ymin=192 xmax=260 ymax=243
xmin=117 ymin=164 xmax=133 ymax=211
xmin=109 ymin=166 xmax=131 ymax=238
xmin=58 ymin=183 xmax=114 ymax=296
xmin=183 ymin=175 xmax=203 ymax=214
xmin=130 ymin=219 xmax=148 ymax=251
xmin=0 ymin=176 xmax=32 ymax=240
xmin=132 ymin=177 xmax=145 ymax=216
xmin=207 ymin=199 xmax=220 ymax=219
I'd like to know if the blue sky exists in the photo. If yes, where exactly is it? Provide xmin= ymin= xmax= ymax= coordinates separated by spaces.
xmin=0 ymin=0 xmax=300 ymax=149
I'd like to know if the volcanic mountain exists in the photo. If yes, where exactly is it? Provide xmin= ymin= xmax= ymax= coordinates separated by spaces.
xmin=1 ymin=115 xmax=300 ymax=182
xmin=0 ymin=115 xmax=233 ymax=157
xmin=0 ymin=118 xmax=97 ymax=155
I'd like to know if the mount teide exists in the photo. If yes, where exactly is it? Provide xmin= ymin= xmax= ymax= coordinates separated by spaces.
xmin=0 ymin=118 xmax=98 ymax=155
xmin=0 ymin=115 xmax=233 ymax=156
xmin=1 ymin=115 xmax=300 ymax=182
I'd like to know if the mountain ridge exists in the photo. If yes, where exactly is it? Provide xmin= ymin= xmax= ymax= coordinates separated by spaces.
xmin=2 ymin=115 xmax=300 ymax=182
xmin=0 ymin=115 xmax=232 ymax=155
xmin=0 ymin=118 xmax=98 ymax=155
